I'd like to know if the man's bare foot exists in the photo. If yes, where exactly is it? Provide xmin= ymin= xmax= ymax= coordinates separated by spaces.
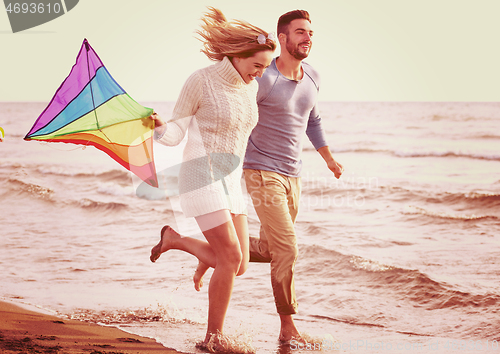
xmin=279 ymin=331 xmax=304 ymax=344
xmin=150 ymin=225 xmax=180 ymax=263
xmin=278 ymin=314 xmax=303 ymax=343
xmin=193 ymin=261 xmax=209 ymax=291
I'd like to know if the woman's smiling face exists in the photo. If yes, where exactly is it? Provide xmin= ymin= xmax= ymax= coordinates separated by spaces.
xmin=232 ymin=50 xmax=274 ymax=84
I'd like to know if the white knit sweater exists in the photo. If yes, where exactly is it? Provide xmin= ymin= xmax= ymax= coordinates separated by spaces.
xmin=155 ymin=56 xmax=258 ymax=217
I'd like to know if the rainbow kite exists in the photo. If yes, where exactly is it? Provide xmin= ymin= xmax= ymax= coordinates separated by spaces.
xmin=25 ymin=39 xmax=158 ymax=187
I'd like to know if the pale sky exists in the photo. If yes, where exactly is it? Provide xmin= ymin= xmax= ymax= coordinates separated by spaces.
xmin=1 ymin=0 xmax=499 ymax=102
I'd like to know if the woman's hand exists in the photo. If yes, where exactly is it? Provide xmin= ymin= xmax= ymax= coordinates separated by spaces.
xmin=150 ymin=113 xmax=166 ymax=128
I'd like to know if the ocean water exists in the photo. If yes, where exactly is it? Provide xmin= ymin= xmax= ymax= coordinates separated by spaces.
xmin=1 ymin=101 xmax=499 ymax=353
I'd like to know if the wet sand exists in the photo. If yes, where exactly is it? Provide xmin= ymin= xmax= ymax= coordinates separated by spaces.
xmin=0 ymin=300 xmax=180 ymax=353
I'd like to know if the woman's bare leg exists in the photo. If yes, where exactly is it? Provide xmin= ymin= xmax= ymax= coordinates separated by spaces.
xmin=193 ymin=214 xmax=249 ymax=291
xmin=150 ymin=225 xmax=217 ymax=268
xmin=151 ymin=210 xmax=250 ymax=344
xmin=195 ymin=210 xmax=242 ymax=344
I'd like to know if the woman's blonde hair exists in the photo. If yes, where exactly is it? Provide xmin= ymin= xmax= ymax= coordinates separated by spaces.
xmin=197 ymin=7 xmax=276 ymax=61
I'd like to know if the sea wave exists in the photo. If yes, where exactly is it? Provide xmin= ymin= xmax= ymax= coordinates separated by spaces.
xmin=403 ymin=205 xmax=498 ymax=222
xmin=37 ymin=166 xmax=131 ymax=182
xmin=302 ymin=184 xmax=500 ymax=212
xmin=74 ymin=198 xmax=128 ymax=212
xmin=300 ymin=244 xmax=500 ymax=311
xmin=4 ymin=177 xmax=131 ymax=213
xmin=67 ymin=306 xmax=257 ymax=354
xmin=325 ymin=147 xmax=500 ymax=161
xmin=67 ymin=303 xmax=200 ymax=325
xmin=310 ymin=314 xmax=387 ymax=330
xmin=471 ymin=133 xmax=500 ymax=140
xmin=394 ymin=150 xmax=500 ymax=161
xmin=436 ymin=191 xmax=500 ymax=209
xmin=96 ymin=182 xmax=136 ymax=197
xmin=388 ymin=187 xmax=500 ymax=209
xmin=0 ymin=161 xmax=26 ymax=169
xmin=6 ymin=178 xmax=54 ymax=200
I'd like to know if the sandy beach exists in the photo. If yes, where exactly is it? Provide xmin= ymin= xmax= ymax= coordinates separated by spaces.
xmin=0 ymin=300 xmax=180 ymax=354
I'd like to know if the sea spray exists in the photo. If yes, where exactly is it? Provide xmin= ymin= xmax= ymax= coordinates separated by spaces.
xmin=197 ymin=331 xmax=256 ymax=354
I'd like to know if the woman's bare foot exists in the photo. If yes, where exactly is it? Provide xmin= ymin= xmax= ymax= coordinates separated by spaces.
xmin=196 ymin=332 xmax=223 ymax=353
xmin=193 ymin=261 xmax=210 ymax=291
xmin=196 ymin=332 xmax=255 ymax=353
xmin=150 ymin=225 xmax=180 ymax=263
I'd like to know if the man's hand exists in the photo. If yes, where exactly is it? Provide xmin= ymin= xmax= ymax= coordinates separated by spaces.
xmin=317 ymin=146 xmax=344 ymax=179
xmin=327 ymin=158 xmax=344 ymax=179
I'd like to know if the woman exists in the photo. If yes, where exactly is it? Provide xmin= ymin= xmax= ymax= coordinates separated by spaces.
xmin=149 ymin=7 xmax=275 ymax=349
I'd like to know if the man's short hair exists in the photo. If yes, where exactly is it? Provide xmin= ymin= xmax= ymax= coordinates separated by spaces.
xmin=277 ymin=10 xmax=311 ymax=36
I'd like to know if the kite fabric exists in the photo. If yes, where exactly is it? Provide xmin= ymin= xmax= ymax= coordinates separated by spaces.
xmin=24 ymin=38 xmax=158 ymax=187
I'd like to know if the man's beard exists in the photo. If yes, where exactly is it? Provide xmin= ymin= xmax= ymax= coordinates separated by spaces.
xmin=286 ymin=39 xmax=310 ymax=60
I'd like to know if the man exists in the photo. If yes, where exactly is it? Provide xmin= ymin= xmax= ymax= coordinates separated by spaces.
xmin=242 ymin=9 xmax=343 ymax=342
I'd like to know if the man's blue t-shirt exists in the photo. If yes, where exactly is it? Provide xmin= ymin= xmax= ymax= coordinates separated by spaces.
xmin=243 ymin=58 xmax=328 ymax=177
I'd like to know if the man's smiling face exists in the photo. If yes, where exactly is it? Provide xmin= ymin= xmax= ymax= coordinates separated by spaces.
xmin=284 ymin=19 xmax=313 ymax=60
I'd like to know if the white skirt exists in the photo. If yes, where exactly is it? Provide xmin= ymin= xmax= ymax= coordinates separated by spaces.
xmin=178 ymin=153 xmax=247 ymax=218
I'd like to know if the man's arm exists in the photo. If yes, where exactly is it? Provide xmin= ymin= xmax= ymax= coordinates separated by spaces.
xmin=317 ymin=146 xmax=343 ymax=179
xmin=305 ymin=106 xmax=344 ymax=179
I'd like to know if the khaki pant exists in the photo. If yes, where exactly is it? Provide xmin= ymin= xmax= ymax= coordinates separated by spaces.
xmin=244 ymin=169 xmax=301 ymax=315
